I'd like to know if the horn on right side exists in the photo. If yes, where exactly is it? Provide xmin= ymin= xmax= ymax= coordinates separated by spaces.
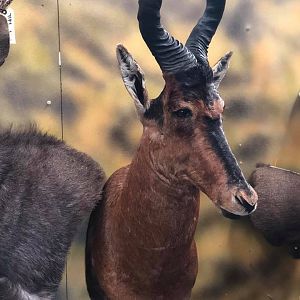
xmin=186 ymin=0 xmax=226 ymax=62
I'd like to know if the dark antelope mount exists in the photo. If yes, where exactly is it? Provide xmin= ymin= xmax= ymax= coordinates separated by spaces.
xmin=250 ymin=165 xmax=300 ymax=259
xmin=0 ymin=2 xmax=106 ymax=299
xmin=86 ymin=0 xmax=258 ymax=299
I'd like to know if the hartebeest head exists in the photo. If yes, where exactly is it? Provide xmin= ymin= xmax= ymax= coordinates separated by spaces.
xmin=116 ymin=0 xmax=257 ymax=216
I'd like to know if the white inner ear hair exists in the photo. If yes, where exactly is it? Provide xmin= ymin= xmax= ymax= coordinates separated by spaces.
xmin=120 ymin=61 xmax=147 ymax=116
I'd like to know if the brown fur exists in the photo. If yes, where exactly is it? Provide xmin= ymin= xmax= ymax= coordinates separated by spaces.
xmin=86 ymin=3 xmax=258 ymax=298
xmin=86 ymin=78 xmax=257 ymax=298
xmin=89 ymin=136 xmax=200 ymax=299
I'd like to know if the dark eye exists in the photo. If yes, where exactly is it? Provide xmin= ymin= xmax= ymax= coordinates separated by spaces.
xmin=172 ymin=108 xmax=193 ymax=119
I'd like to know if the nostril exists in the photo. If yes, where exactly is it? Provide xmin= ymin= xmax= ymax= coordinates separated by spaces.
xmin=235 ymin=195 xmax=256 ymax=213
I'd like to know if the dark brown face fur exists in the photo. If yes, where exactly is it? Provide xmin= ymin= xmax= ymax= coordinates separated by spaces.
xmin=142 ymin=66 xmax=257 ymax=216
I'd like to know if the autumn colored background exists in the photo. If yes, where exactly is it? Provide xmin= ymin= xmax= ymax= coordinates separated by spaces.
xmin=1 ymin=0 xmax=299 ymax=299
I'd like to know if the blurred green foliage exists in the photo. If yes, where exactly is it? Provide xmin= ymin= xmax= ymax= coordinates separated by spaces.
xmin=0 ymin=0 xmax=299 ymax=299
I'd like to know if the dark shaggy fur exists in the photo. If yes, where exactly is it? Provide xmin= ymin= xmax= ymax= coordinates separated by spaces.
xmin=0 ymin=127 xmax=105 ymax=300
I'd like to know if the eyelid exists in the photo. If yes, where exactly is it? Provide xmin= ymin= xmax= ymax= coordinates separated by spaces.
xmin=172 ymin=108 xmax=193 ymax=118
xmin=171 ymin=107 xmax=192 ymax=113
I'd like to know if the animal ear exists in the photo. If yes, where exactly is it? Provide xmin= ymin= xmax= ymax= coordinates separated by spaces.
xmin=116 ymin=44 xmax=149 ymax=120
xmin=212 ymin=51 xmax=233 ymax=89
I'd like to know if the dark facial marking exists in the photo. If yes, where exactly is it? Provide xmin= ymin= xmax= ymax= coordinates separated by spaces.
xmin=144 ymin=95 xmax=164 ymax=126
xmin=203 ymin=116 xmax=246 ymax=186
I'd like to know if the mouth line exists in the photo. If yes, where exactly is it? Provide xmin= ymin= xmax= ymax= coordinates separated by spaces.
xmin=234 ymin=195 xmax=257 ymax=214
xmin=221 ymin=208 xmax=242 ymax=220
xmin=220 ymin=194 xmax=257 ymax=218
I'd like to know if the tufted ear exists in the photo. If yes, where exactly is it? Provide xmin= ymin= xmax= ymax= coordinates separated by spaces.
xmin=212 ymin=51 xmax=233 ymax=89
xmin=116 ymin=44 xmax=149 ymax=121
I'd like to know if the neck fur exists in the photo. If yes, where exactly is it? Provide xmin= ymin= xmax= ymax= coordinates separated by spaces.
xmin=117 ymin=133 xmax=200 ymax=250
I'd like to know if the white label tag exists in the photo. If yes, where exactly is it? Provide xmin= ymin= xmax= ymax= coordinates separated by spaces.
xmin=6 ymin=8 xmax=16 ymax=44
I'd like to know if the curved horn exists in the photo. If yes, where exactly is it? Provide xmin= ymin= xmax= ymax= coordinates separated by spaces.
xmin=186 ymin=0 xmax=226 ymax=60
xmin=138 ymin=0 xmax=197 ymax=74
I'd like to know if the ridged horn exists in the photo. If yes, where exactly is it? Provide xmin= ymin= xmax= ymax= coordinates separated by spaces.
xmin=138 ymin=0 xmax=198 ymax=74
xmin=186 ymin=0 xmax=226 ymax=60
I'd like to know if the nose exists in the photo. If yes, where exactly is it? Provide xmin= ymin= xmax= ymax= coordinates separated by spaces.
xmin=235 ymin=186 xmax=258 ymax=213
xmin=221 ymin=185 xmax=258 ymax=219
xmin=239 ymin=184 xmax=257 ymax=203
xmin=234 ymin=192 xmax=257 ymax=214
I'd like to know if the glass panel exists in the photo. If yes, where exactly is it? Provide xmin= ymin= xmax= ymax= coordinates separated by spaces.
xmin=2 ymin=0 xmax=299 ymax=299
